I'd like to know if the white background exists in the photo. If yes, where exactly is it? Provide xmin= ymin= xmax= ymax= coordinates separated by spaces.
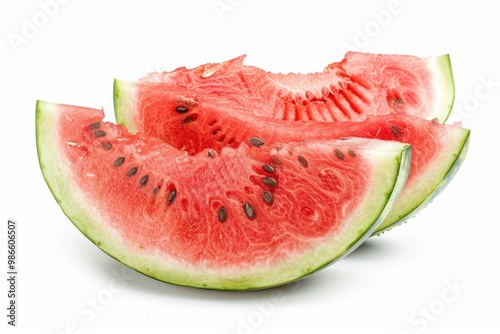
xmin=1 ymin=1 xmax=499 ymax=333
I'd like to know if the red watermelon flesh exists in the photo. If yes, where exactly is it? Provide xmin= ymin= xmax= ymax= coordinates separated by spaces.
xmin=113 ymin=84 xmax=470 ymax=234
xmin=36 ymin=100 xmax=410 ymax=289
xmin=131 ymin=52 xmax=454 ymax=125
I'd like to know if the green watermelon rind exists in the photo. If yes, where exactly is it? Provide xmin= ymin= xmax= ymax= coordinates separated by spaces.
xmin=114 ymin=79 xmax=138 ymax=133
xmin=37 ymin=100 xmax=411 ymax=290
xmin=429 ymin=54 xmax=455 ymax=123
xmin=373 ymin=129 xmax=470 ymax=236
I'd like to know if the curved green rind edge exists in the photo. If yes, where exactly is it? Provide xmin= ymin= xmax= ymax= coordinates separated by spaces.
xmin=373 ymin=130 xmax=470 ymax=236
xmin=430 ymin=54 xmax=455 ymax=123
xmin=113 ymin=79 xmax=137 ymax=133
xmin=36 ymin=101 xmax=107 ymax=249
xmin=141 ymin=143 xmax=410 ymax=291
xmin=36 ymin=101 xmax=62 ymax=203
xmin=132 ymin=145 xmax=409 ymax=290
xmin=37 ymin=99 xmax=411 ymax=290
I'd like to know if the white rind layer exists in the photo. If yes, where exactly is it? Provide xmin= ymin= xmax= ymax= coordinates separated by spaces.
xmin=114 ymin=79 xmax=138 ymax=134
xmin=428 ymin=54 xmax=455 ymax=123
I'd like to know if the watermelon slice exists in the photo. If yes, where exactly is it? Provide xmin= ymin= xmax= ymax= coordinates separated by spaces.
xmin=113 ymin=82 xmax=469 ymax=235
xmin=36 ymin=100 xmax=410 ymax=290
xmin=116 ymin=52 xmax=455 ymax=131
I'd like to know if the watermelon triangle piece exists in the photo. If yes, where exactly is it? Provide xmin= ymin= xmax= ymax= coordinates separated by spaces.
xmin=36 ymin=100 xmax=410 ymax=290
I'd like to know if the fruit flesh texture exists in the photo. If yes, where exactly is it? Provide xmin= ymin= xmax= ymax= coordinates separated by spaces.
xmin=114 ymin=82 xmax=470 ymax=233
xmin=37 ymin=101 xmax=409 ymax=289
xmin=136 ymin=52 xmax=454 ymax=124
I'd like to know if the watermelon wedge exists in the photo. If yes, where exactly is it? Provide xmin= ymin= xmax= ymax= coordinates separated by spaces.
xmin=117 ymin=52 xmax=455 ymax=130
xmin=113 ymin=82 xmax=470 ymax=235
xmin=36 ymin=100 xmax=410 ymax=290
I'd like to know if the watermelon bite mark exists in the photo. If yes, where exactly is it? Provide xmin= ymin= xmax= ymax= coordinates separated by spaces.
xmin=117 ymin=52 xmax=454 ymax=130
xmin=37 ymin=100 xmax=410 ymax=290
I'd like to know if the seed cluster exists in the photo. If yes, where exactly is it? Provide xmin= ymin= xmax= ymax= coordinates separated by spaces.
xmin=85 ymin=125 xmax=356 ymax=227
xmin=214 ymin=137 xmax=284 ymax=223
xmin=88 ymin=122 xmax=178 ymax=209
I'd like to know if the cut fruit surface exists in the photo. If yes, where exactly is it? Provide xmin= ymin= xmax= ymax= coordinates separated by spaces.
xmin=115 ymin=52 xmax=454 ymax=132
xmin=113 ymin=79 xmax=470 ymax=234
xmin=37 ymin=100 xmax=410 ymax=290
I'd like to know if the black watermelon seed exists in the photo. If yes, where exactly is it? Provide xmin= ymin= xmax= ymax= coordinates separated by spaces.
xmin=249 ymin=137 xmax=265 ymax=147
xmin=262 ymin=191 xmax=274 ymax=205
xmin=139 ymin=175 xmax=149 ymax=187
xmin=218 ymin=206 xmax=228 ymax=223
xmin=348 ymin=149 xmax=357 ymax=157
xmin=208 ymin=151 xmax=214 ymax=158
xmin=153 ymin=186 xmax=160 ymax=196
xmin=93 ymin=130 xmax=106 ymax=138
xmin=89 ymin=122 xmax=101 ymax=130
xmin=127 ymin=166 xmax=139 ymax=177
xmin=334 ymin=149 xmax=345 ymax=160
xmin=183 ymin=115 xmax=195 ymax=124
xmin=176 ymin=106 xmax=189 ymax=113
xmin=243 ymin=202 xmax=256 ymax=219
xmin=262 ymin=177 xmax=278 ymax=188
xmin=297 ymin=155 xmax=308 ymax=168
xmin=101 ymin=141 xmax=113 ymax=150
xmin=113 ymin=157 xmax=125 ymax=167
xmin=167 ymin=189 xmax=177 ymax=204
xmin=262 ymin=164 xmax=275 ymax=173
xmin=271 ymin=155 xmax=282 ymax=166
xmin=391 ymin=125 xmax=402 ymax=137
